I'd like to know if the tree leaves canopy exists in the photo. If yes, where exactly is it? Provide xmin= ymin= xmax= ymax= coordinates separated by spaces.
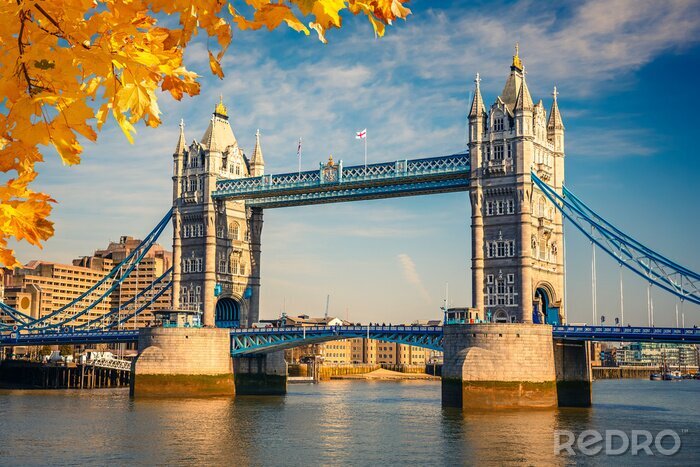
xmin=0 ymin=0 xmax=410 ymax=266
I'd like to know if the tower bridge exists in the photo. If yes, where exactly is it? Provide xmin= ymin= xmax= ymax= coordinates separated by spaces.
xmin=1 ymin=47 xmax=698 ymax=407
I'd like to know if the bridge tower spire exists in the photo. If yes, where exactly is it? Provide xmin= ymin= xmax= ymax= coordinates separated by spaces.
xmin=171 ymin=119 xmax=187 ymax=310
xmin=468 ymin=47 xmax=566 ymax=325
xmin=171 ymin=98 xmax=262 ymax=327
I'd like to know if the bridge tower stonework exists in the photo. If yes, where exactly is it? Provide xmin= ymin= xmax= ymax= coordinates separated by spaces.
xmin=443 ymin=47 xmax=591 ymax=409
xmin=171 ymin=99 xmax=264 ymax=328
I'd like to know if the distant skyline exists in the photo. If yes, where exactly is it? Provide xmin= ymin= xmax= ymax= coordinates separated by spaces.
xmin=8 ymin=0 xmax=700 ymax=327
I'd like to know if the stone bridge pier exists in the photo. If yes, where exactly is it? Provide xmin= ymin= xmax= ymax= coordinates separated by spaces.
xmin=442 ymin=323 xmax=591 ymax=409
xmin=233 ymin=351 xmax=287 ymax=395
xmin=130 ymin=327 xmax=288 ymax=397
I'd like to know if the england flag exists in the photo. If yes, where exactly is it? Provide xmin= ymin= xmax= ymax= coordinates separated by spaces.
xmin=355 ymin=128 xmax=367 ymax=139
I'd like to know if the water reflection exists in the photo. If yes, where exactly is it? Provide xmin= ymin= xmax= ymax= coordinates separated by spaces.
xmin=0 ymin=380 xmax=699 ymax=466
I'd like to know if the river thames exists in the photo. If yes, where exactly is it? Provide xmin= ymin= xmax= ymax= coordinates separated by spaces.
xmin=0 ymin=379 xmax=698 ymax=465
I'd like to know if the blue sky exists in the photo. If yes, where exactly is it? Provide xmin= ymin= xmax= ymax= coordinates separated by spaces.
xmin=10 ymin=0 xmax=700 ymax=326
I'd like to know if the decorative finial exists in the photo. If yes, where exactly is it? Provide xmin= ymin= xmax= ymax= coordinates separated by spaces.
xmin=256 ymin=128 xmax=260 ymax=137
xmin=552 ymin=86 xmax=559 ymax=102
xmin=328 ymin=154 xmax=334 ymax=165
xmin=179 ymin=118 xmax=185 ymax=129
xmin=214 ymin=95 xmax=228 ymax=118
xmin=474 ymin=72 xmax=481 ymax=87
xmin=512 ymin=42 xmax=523 ymax=71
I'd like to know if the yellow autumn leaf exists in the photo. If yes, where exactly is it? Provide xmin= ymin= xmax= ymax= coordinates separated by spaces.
xmin=208 ymin=50 xmax=225 ymax=79
xmin=0 ymin=0 xmax=410 ymax=265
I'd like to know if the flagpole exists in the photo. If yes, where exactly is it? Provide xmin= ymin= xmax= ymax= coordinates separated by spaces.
xmin=297 ymin=137 xmax=302 ymax=176
xmin=364 ymin=132 xmax=367 ymax=169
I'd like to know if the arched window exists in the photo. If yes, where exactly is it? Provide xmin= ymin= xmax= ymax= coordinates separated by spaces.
xmin=538 ymin=196 xmax=546 ymax=218
xmin=240 ymin=262 xmax=246 ymax=276
xmin=540 ymin=238 xmax=547 ymax=260
xmin=229 ymin=222 xmax=239 ymax=240
xmin=181 ymin=286 xmax=188 ymax=304
xmin=231 ymin=257 xmax=239 ymax=275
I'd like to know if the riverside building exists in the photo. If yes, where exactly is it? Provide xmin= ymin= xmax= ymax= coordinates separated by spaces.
xmin=1 ymin=236 xmax=172 ymax=328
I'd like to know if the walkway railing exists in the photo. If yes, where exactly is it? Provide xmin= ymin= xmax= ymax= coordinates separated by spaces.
xmin=214 ymin=153 xmax=470 ymax=201
xmin=88 ymin=357 xmax=132 ymax=371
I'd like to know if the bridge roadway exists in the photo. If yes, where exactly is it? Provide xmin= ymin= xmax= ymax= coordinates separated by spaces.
xmin=1 ymin=326 xmax=699 ymax=352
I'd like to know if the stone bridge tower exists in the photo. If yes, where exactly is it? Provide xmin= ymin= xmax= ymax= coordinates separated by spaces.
xmin=441 ymin=50 xmax=587 ymax=410
xmin=468 ymin=46 xmax=566 ymax=325
xmin=171 ymin=99 xmax=264 ymax=328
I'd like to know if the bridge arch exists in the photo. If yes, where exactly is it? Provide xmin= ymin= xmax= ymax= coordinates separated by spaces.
xmin=533 ymin=282 xmax=561 ymax=325
xmin=215 ymin=297 xmax=241 ymax=328
xmin=493 ymin=309 xmax=509 ymax=323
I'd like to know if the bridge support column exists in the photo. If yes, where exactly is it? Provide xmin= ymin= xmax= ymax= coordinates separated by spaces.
xmin=553 ymin=339 xmax=592 ymax=407
xmin=130 ymin=327 xmax=234 ymax=397
xmin=233 ymin=351 xmax=287 ymax=395
xmin=442 ymin=323 xmax=557 ymax=408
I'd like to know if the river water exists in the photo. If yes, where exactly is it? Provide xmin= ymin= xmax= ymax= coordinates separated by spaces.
xmin=0 ymin=379 xmax=698 ymax=466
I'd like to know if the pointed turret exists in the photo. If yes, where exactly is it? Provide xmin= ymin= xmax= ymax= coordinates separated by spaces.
xmin=250 ymin=129 xmax=265 ymax=177
xmin=174 ymin=119 xmax=187 ymax=155
xmin=201 ymin=97 xmax=238 ymax=153
xmin=547 ymin=86 xmax=565 ymax=152
xmin=499 ymin=43 xmax=524 ymax=112
xmin=469 ymin=73 xmax=486 ymax=118
xmin=514 ymin=73 xmax=533 ymax=111
xmin=547 ymin=86 xmax=564 ymax=130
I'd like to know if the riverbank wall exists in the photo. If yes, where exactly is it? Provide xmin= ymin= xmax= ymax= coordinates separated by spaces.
xmin=288 ymin=363 xmax=442 ymax=380
xmin=593 ymin=366 xmax=659 ymax=379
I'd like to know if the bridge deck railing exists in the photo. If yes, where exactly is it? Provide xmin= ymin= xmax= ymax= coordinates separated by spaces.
xmin=214 ymin=154 xmax=470 ymax=198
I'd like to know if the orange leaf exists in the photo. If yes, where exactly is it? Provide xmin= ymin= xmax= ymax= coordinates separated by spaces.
xmin=208 ymin=51 xmax=225 ymax=79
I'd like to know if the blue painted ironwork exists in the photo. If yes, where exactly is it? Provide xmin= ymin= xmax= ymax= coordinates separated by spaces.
xmin=213 ymin=153 xmax=470 ymax=207
xmin=74 ymin=268 xmax=173 ymax=331
xmin=532 ymin=174 xmax=700 ymax=306
xmin=0 ymin=330 xmax=139 ymax=347
xmin=246 ymin=179 xmax=470 ymax=208
xmin=0 ymin=210 xmax=173 ymax=331
xmin=3 ymin=325 xmax=699 ymax=349
xmin=552 ymin=325 xmax=700 ymax=343
xmin=230 ymin=325 xmax=444 ymax=356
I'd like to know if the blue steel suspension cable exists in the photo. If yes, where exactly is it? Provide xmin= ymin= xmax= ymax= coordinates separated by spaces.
xmin=562 ymin=186 xmax=699 ymax=280
xmin=73 ymin=267 xmax=172 ymax=330
xmin=534 ymin=177 xmax=697 ymax=295
xmin=532 ymin=174 xmax=700 ymax=305
xmin=15 ymin=209 xmax=173 ymax=330
xmin=108 ymin=281 xmax=172 ymax=329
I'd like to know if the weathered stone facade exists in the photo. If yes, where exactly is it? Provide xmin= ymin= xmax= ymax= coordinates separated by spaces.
xmin=468 ymin=46 xmax=565 ymax=324
xmin=130 ymin=327 xmax=235 ymax=396
xmin=442 ymin=323 xmax=557 ymax=408
xmin=171 ymin=99 xmax=264 ymax=327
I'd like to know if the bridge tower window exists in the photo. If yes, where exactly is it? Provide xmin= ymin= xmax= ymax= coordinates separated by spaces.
xmin=229 ymin=222 xmax=239 ymax=240
xmin=217 ymin=255 xmax=227 ymax=274
xmin=494 ymin=117 xmax=504 ymax=132
xmin=494 ymin=145 xmax=504 ymax=160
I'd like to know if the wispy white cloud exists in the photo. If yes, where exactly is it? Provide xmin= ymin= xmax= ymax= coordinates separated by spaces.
xmin=397 ymin=253 xmax=431 ymax=304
